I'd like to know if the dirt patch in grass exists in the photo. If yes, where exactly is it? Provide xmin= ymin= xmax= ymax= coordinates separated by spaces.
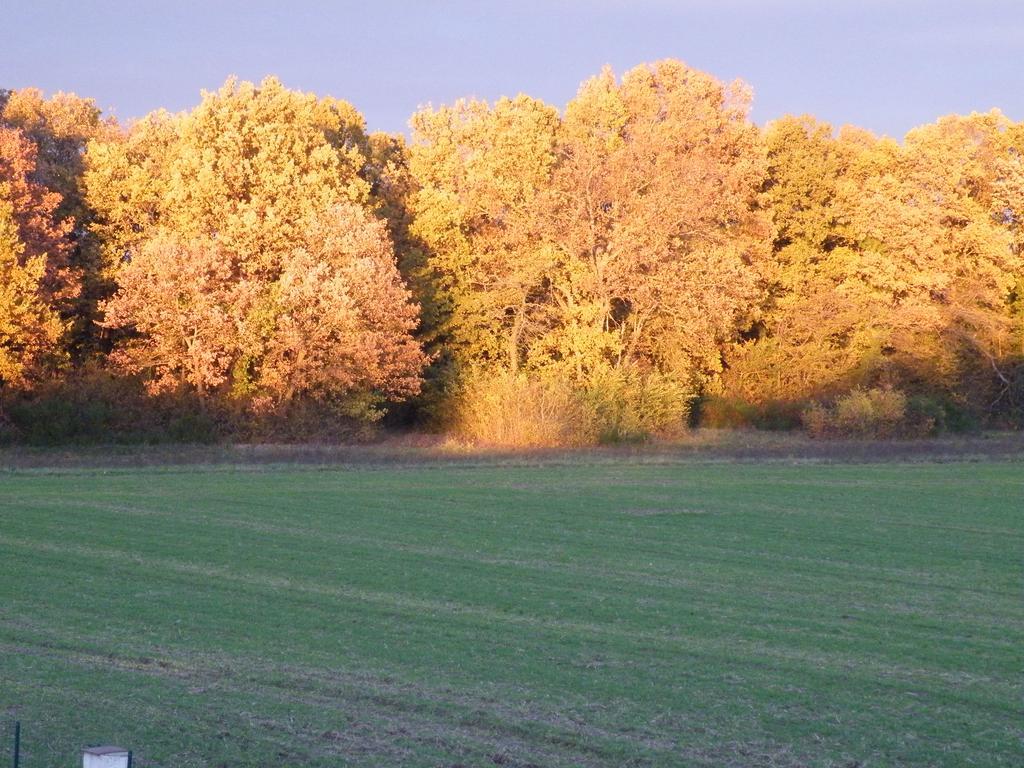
xmin=623 ymin=507 xmax=710 ymax=517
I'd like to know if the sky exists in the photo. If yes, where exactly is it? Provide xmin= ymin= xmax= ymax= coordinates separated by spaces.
xmin=3 ymin=0 xmax=1022 ymax=138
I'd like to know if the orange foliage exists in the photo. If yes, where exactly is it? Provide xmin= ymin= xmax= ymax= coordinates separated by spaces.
xmin=90 ymin=79 xmax=425 ymax=413
xmin=724 ymin=111 xmax=1024 ymax=418
xmin=4 ymin=64 xmax=1024 ymax=438
xmin=0 ymin=125 xmax=73 ymax=389
xmin=409 ymin=62 xmax=768 ymax=439
xmin=0 ymin=126 xmax=75 ymax=301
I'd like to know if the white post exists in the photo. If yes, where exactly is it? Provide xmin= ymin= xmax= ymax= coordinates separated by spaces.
xmin=82 ymin=746 xmax=131 ymax=768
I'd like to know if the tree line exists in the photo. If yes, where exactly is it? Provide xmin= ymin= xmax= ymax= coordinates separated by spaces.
xmin=2 ymin=60 xmax=1022 ymax=444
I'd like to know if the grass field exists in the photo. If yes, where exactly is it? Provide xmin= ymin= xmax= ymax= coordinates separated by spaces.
xmin=1 ymin=455 xmax=1022 ymax=766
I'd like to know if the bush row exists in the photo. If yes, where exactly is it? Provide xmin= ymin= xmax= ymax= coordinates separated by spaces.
xmin=0 ymin=372 xmax=377 ymax=446
xmin=698 ymin=388 xmax=977 ymax=439
xmin=1 ymin=374 xmax=984 ymax=446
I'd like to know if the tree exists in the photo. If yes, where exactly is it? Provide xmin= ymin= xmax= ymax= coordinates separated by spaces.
xmin=2 ymin=88 xmax=112 ymax=226
xmin=2 ymin=89 xmax=117 ymax=356
xmin=90 ymin=78 xmax=425 ymax=414
xmin=408 ymin=61 xmax=768 ymax=440
xmin=100 ymin=232 xmax=238 ymax=396
xmin=723 ymin=116 xmax=891 ymax=403
xmin=0 ymin=125 xmax=74 ymax=300
xmin=83 ymin=109 xmax=179 ymax=275
xmin=0 ymin=193 xmax=66 ymax=390
xmin=725 ymin=111 xmax=1024 ymax=418
xmin=256 ymin=204 xmax=425 ymax=407
xmin=0 ymin=125 xmax=72 ymax=393
xmin=887 ymin=111 xmax=1023 ymax=409
xmin=538 ymin=61 xmax=768 ymax=388
xmin=410 ymin=94 xmax=561 ymax=374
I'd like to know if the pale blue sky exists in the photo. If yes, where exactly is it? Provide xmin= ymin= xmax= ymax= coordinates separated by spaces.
xmin=3 ymin=0 xmax=1021 ymax=137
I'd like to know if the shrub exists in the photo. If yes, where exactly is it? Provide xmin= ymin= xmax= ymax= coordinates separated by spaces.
xmin=905 ymin=395 xmax=946 ymax=436
xmin=1 ymin=371 xmax=221 ymax=445
xmin=802 ymin=387 xmax=939 ymax=439
xmin=694 ymin=396 xmax=751 ymax=429
xmin=800 ymin=401 xmax=831 ymax=439
xmin=748 ymin=400 xmax=805 ymax=430
xmin=0 ymin=366 xmax=416 ymax=445
xmin=696 ymin=397 xmax=804 ymax=430
xmin=234 ymin=395 xmax=382 ymax=443
xmin=452 ymin=367 xmax=691 ymax=447
xmin=452 ymin=370 xmax=586 ymax=447
xmin=833 ymin=387 xmax=906 ymax=437
xmin=581 ymin=368 xmax=690 ymax=444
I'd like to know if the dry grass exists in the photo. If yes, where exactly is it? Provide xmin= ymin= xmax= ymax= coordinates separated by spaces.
xmin=2 ymin=429 xmax=1024 ymax=471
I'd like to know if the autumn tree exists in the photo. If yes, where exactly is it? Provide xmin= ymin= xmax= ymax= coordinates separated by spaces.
xmin=5 ymin=67 xmax=1023 ymax=441
xmin=256 ymin=204 xmax=424 ymax=407
xmin=2 ymin=89 xmax=116 ymax=355
xmin=994 ymin=121 xmax=1024 ymax=258
xmin=881 ymin=111 xmax=1024 ymax=411
xmin=2 ymin=89 xmax=112 ymax=225
xmin=0 ymin=192 xmax=65 ymax=391
xmin=357 ymin=131 xmax=453 ymax=421
xmin=89 ymin=78 xmax=425 ymax=416
xmin=993 ymin=120 xmax=1024 ymax=411
xmin=0 ymin=126 xmax=74 ymax=298
xmin=538 ymin=61 xmax=767 ymax=390
xmin=0 ymin=126 xmax=72 ymax=392
xmin=83 ymin=109 xmax=179 ymax=277
xmin=410 ymin=94 xmax=561 ymax=373
xmin=722 ymin=116 xmax=892 ymax=404
xmin=724 ymin=110 xmax=1024 ymax=421
xmin=409 ymin=61 xmax=768 ymax=441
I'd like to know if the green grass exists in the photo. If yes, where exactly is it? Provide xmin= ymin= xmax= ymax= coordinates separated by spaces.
xmin=1 ymin=459 xmax=1021 ymax=766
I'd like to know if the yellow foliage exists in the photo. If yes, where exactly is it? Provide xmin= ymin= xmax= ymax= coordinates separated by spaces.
xmin=726 ymin=110 xmax=1024 ymax=411
xmin=89 ymin=78 xmax=426 ymax=411
xmin=5 ymin=64 xmax=1024 ymax=441
xmin=452 ymin=365 xmax=691 ymax=447
xmin=0 ymin=195 xmax=66 ymax=387
xmin=410 ymin=60 xmax=768 ymax=430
